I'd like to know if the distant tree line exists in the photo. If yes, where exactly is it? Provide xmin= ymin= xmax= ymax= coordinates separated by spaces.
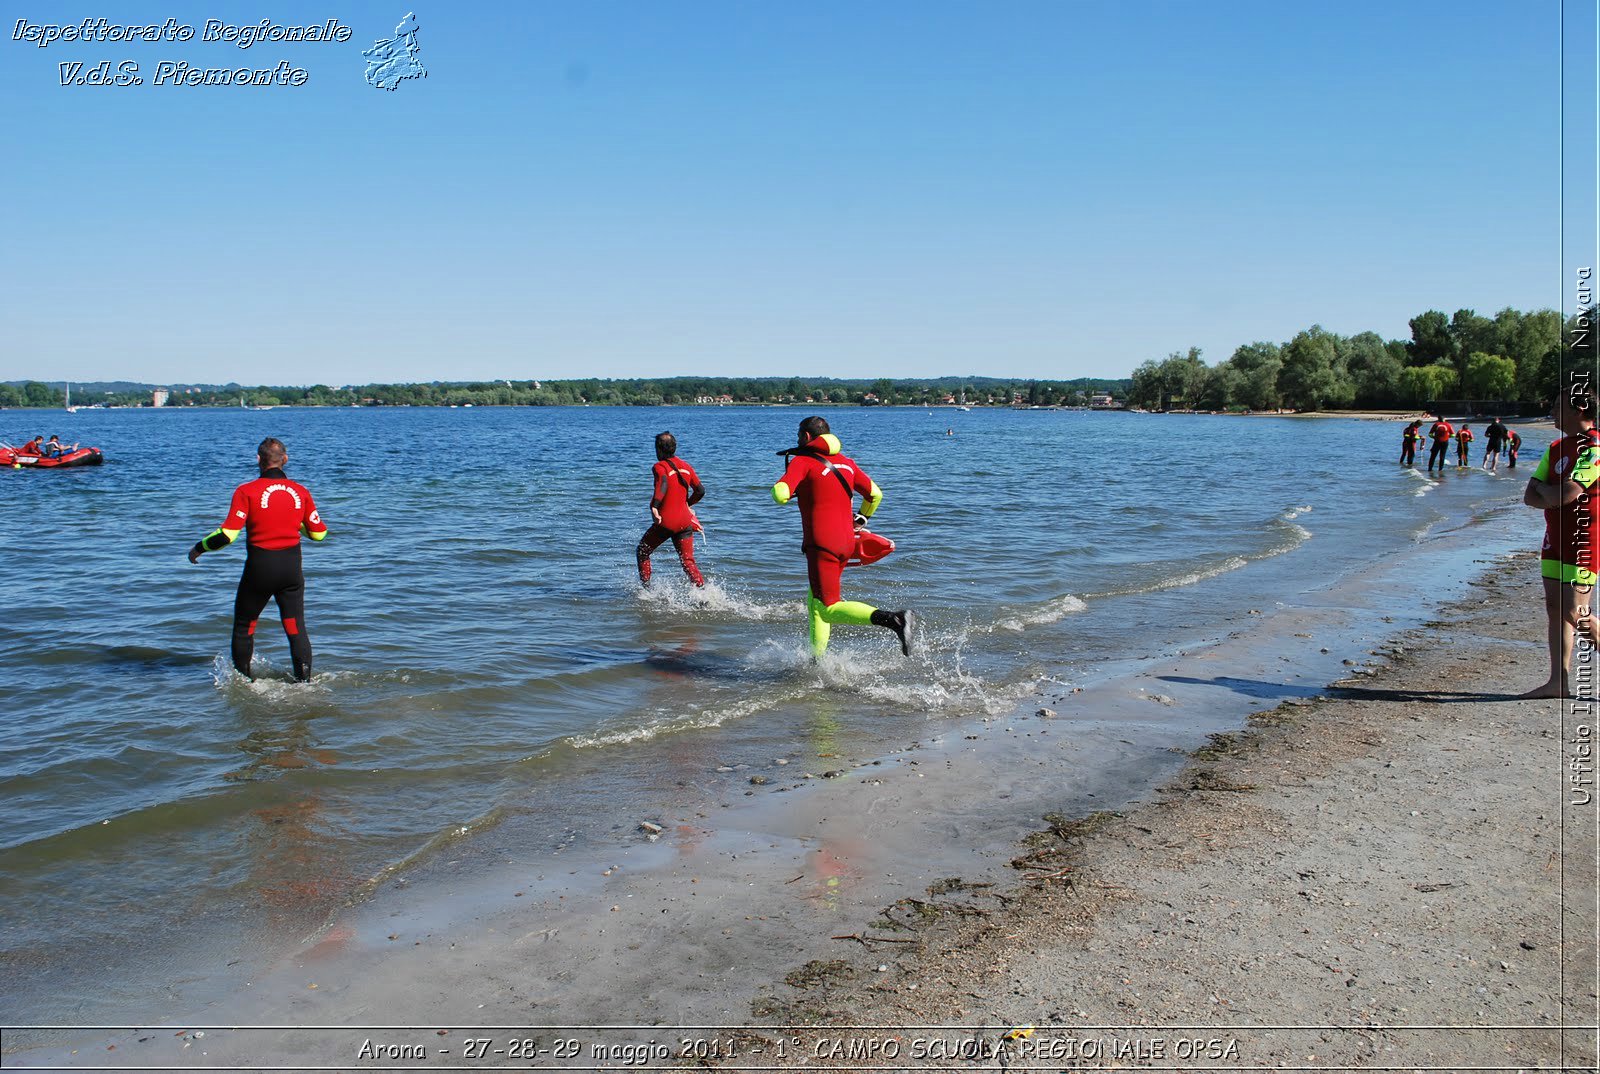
xmin=0 ymin=376 xmax=1132 ymax=409
xmin=7 ymin=302 xmax=1587 ymax=412
xmin=1126 ymin=306 xmax=1578 ymax=412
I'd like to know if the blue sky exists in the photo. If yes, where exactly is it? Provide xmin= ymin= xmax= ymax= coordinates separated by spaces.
xmin=0 ymin=1 xmax=1590 ymax=384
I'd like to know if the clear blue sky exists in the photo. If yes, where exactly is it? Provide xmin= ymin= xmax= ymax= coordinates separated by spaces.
xmin=0 ymin=1 xmax=1588 ymax=384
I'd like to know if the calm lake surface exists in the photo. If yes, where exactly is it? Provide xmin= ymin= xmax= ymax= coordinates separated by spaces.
xmin=0 ymin=405 xmax=1544 ymax=1022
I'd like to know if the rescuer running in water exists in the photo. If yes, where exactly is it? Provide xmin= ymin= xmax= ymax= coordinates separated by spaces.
xmin=188 ymin=437 xmax=328 ymax=681
xmin=772 ymin=416 xmax=911 ymax=659
xmin=1427 ymin=414 xmax=1453 ymax=471
xmin=636 ymin=431 xmax=705 ymax=587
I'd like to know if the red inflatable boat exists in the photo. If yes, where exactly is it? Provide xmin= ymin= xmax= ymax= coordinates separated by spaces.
xmin=2 ymin=445 xmax=104 ymax=469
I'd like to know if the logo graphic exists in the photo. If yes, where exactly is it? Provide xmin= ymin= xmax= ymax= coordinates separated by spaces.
xmin=363 ymin=12 xmax=425 ymax=91
xmin=260 ymin=483 xmax=304 ymax=510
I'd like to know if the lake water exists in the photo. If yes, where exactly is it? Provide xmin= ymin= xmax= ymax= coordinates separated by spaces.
xmin=0 ymin=405 xmax=1545 ymax=1025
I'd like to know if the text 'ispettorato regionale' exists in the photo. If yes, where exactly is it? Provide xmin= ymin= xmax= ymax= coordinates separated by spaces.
xmin=13 ymin=18 xmax=354 ymax=87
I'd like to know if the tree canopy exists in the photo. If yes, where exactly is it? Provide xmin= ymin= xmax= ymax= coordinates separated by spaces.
xmin=1121 ymin=304 xmax=1571 ymax=412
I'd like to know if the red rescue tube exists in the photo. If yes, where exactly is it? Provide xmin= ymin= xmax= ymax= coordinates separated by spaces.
xmin=846 ymin=529 xmax=895 ymax=567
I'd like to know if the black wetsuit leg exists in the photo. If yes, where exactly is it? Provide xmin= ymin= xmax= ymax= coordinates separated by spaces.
xmin=230 ymin=545 xmax=312 ymax=681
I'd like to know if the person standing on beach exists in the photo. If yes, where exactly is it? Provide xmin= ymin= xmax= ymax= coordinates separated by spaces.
xmin=1427 ymin=414 xmax=1453 ymax=471
xmin=771 ymin=416 xmax=912 ymax=659
xmin=1483 ymin=417 xmax=1508 ymax=471
xmin=1520 ymin=386 xmax=1599 ymax=699
xmin=1455 ymin=423 xmax=1473 ymax=467
xmin=1508 ymin=427 xmax=1523 ymax=468
xmin=636 ymin=431 xmax=705 ymax=588
xmin=1400 ymin=421 xmax=1421 ymax=466
xmin=187 ymin=437 xmax=328 ymax=682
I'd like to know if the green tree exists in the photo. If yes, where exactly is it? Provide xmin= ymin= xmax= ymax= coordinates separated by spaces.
xmin=1341 ymin=331 xmax=1403 ymax=406
xmin=1143 ymin=347 xmax=1206 ymax=408
xmin=1407 ymin=310 xmax=1456 ymax=366
xmin=22 ymin=381 xmax=61 ymax=407
xmin=1503 ymin=309 xmax=1562 ymax=401
xmin=1226 ymin=342 xmax=1283 ymax=410
xmin=1397 ymin=364 xmax=1458 ymax=406
xmin=1450 ymin=309 xmax=1498 ymax=361
xmin=1129 ymin=359 xmax=1163 ymax=409
xmin=1195 ymin=363 xmax=1240 ymax=410
xmin=1462 ymin=352 xmax=1517 ymax=400
xmin=1278 ymin=327 xmax=1354 ymax=410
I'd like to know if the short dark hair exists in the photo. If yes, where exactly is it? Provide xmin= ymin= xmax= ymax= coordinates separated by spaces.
xmin=655 ymin=431 xmax=676 ymax=458
xmin=799 ymin=416 xmax=830 ymax=439
xmin=258 ymin=437 xmax=287 ymax=466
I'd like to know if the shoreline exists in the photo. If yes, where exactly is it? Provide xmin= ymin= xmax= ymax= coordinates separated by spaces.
xmin=5 ymin=487 xmax=1574 ymax=1068
xmin=724 ymin=554 xmax=1599 ymax=1071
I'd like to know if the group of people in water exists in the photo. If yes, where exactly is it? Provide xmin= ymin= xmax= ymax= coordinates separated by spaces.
xmin=182 ymin=399 xmax=1596 ymax=702
xmin=188 ymin=417 xmax=913 ymax=683
xmin=1395 ymin=396 xmax=1600 ymax=699
xmin=634 ymin=416 xmax=911 ymax=658
xmin=1400 ymin=415 xmax=1522 ymax=472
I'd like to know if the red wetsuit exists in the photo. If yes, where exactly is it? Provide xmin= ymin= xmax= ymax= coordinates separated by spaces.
xmin=1427 ymin=420 xmax=1453 ymax=469
xmin=1533 ymin=431 xmax=1600 ymax=584
xmin=193 ymin=468 xmax=328 ymax=681
xmin=223 ymin=474 xmax=327 ymax=548
xmin=777 ymin=435 xmax=877 ymax=605
xmin=636 ymin=457 xmax=704 ymax=585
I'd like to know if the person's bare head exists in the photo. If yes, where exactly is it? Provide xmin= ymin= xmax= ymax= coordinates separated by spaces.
xmin=654 ymin=432 xmax=677 ymax=460
xmin=798 ymin=415 xmax=829 ymax=445
xmin=257 ymin=437 xmax=288 ymax=471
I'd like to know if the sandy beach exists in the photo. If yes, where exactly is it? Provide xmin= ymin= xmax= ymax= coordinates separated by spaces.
xmin=726 ymin=553 xmax=1600 ymax=1072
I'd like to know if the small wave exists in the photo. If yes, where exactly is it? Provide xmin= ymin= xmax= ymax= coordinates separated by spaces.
xmin=1086 ymin=508 xmax=1310 ymax=599
xmin=567 ymin=685 xmax=807 ymax=749
xmin=1405 ymin=468 xmax=1439 ymax=497
xmin=347 ymin=802 xmax=517 ymax=904
xmin=991 ymin=593 xmax=1089 ymax=633
xmin=1276 ymin=519 xmax=1312 ymax=544
xmin=1112 ymin=555 xmax=1251 ymax=595
xmin=11 ymin=644 xmax=214 ymax=671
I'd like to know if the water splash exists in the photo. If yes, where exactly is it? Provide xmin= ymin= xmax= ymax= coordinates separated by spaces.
xmin=635 ymin=577 xmax=802 ymax=621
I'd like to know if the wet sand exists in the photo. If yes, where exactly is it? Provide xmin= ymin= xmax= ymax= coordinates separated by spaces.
xmin=728 ymin=554 xmax=1600 ymax=1072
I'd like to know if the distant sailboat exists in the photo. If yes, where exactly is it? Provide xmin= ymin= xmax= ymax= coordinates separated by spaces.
xmin=65 ymin=382 xmax=78 ymax=413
